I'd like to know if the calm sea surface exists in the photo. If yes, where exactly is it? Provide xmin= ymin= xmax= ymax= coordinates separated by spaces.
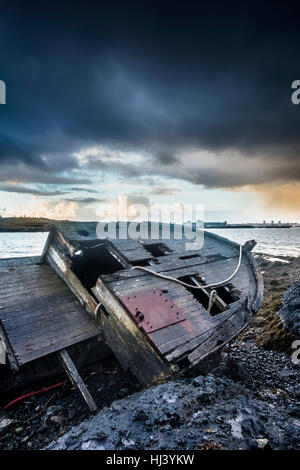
xmin=206 ymin=227 xmax=300 ymax=258
xmin=0 ymin=227 xmax=299 ymax=259
xmin=0 ymin=232 xmax=49 ymax=259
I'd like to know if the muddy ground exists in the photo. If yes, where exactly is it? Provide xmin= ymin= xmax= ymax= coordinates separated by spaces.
xmin=0 ymin=254 xmax=299 ymax=450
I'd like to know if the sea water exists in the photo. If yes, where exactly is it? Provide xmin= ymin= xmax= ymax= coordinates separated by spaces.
xmin=0 ymin=227 xmax=299 ymax=259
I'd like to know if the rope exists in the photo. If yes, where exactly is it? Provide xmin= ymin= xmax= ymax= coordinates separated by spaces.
xmin=2 ymin=381 xmax=65 ymax=411
xmin=207 ymin=289 xmax=217 ymax=313
xmin=130 ymin=244 xmax=243 ymax=290
xmin=94 ymin=302 xmax=102 ymax=319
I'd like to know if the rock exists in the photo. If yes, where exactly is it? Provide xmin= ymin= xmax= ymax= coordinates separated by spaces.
xmin=227 ymin=359 xmax=248 ymax=382
xmin=121 ymin=438 xmax=135 ymax=448
xmin=260 ymin=261 xmax=270 ymax=267
xmin=67 ymin=408 xmax=77 ymax=420
xmin=97 ymin=431 xmax=108 ymax=440
xmin=256 ymin=438 xmax=269 ymax=449
xmin=293 ymin=385 xmax=300 ymax=398
xmin=50 ymin=415 xmax=64 ymax=424
xmin=277 ymin=282 xmax=300 ymax=338
xmin=205 ymin=428 xmax=217 ymax=434
xmin=13 ymin=342 xmax=294 ymax=452
xmin=248 ymin=438 xmax=270 ymax=450
xmin=196 ymin=441 xmax=224 ymax=450
xmin=0 ymin=417 xmax=14 ymax=432
xmin=81 ymin=439 xmax=103 ymax=450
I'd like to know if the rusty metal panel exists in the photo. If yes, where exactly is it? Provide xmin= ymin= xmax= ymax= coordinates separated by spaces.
xmin=119 ymin=289 xmax=186 ymax=333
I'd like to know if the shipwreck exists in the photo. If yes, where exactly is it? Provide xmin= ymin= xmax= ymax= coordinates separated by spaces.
xmin=0 ymin=222 xmax=263 ymax=411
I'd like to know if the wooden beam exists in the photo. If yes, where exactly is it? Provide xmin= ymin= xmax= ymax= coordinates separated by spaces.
xmin=92 ymin=278 xmax=171 ymax=386
xmin=46 ymin=233 xmax=98 ymax=317
xmin=0 ymin=322 xmax=19 ymax=371
xmin=58 ymin=349 xmax=97 ymax=413
xmin=189 ymin=275 xmax=228 ymax=311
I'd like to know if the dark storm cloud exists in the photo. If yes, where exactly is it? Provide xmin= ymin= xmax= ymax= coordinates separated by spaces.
xmin=65 ymin=197 xmax=103 ymax=204
xmin=151 ymin=187 xmax=181 ymax=195
xmin=0 ymin=184 xmax=67 ymax=196
xmin=0 ymin=2 xmax=299 ymax=188
xmin=154 ymin=153 xmax=182 ymax=165
xmin=0 ymin=163 xmax=90 ymax=184
xmin=70 ymin=187 xmax=99 ymax=193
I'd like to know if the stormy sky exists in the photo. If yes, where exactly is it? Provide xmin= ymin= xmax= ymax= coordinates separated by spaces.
xmin=0 ymin=1 xmax=299 ymax=221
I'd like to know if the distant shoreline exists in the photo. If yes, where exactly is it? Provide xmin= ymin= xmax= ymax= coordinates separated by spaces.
xmin=0 ymin=217 xmax=298 ymax=232
xmin=0 ymin=217 xmax=55 ymax=232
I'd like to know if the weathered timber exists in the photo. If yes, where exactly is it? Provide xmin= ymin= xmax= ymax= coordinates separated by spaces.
xmin=58 ymin=349 xmax=97 ymax=412
xmin=42 ymin=222 xmax=263 ymax=384
xmin=0 ymin=257 xmax=102 ymax=368
xmin=1 ymin=221 xmax=263 ymax=389
xmin=45 ymin=228 xmax=98 ymax=317
xmin=92 ymin=278 xmax=171 ymax=386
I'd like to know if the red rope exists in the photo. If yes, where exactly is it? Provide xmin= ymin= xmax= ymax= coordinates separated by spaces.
xmin=2 ymin=381 xmax=65 ymax=411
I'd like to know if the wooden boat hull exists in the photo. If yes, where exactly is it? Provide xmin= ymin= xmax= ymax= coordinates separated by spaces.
xmin=42 ymin=222 xmax=263 ymax=386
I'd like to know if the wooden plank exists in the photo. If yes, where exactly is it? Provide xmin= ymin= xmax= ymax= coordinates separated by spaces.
xmin=164 ymin=302 xmax=245 ymax=362
xmin=0 ymin=224 xmax=260 ymax=378
xmin=0 ymin=256 xmax=40 ymax=267
xmin=106 ymin=260 xmax=252 ymax=304
xmin=118 ymin=249 xmax=153 ymax=262
xmin=101 ymin=251 xmax=237 ymax=283
xmin=46 ymin=234 xmax=98 ymax=316
xmin=109 ymin=239 xmax=148 ymax=251
xmin=103 ymin=255 xmax=241 ymax=288
xmin=58 ymin=349 xmax=97 ymax=412
xmin=0 ymin=261 xmax=102 ymax=367
xmin=188 ymin=308 xmax=247 ymax=365
xmin=14 ymin=329 xmax=101 ymax=365
xmin=92 ymin=278 xmax=171 ymax=386
xmin=55 ymin=221 xmax=99 ymax=242
xmin=0 ymin=321 xmax=18 ymax=371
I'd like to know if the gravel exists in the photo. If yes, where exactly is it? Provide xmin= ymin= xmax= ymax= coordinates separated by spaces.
xmin=47 ymin=342 xmax=300 ymax=451
xmin=0 ymin=255 xmax=299 ymax=450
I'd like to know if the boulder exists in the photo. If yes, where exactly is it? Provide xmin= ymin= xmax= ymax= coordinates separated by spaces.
xmin=277 ymin=282 xmax=300 ymax=339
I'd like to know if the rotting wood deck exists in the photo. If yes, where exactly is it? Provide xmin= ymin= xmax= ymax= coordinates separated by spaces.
xmin=92 ymin=235 xmax=259 ymax=375
xmin=0 ymin=221 xmax=263 ymax=391
xmin=0 ymin=256 xmax=102 ymax=368
xmin=41 ymin=221 xmax=263 ymax=386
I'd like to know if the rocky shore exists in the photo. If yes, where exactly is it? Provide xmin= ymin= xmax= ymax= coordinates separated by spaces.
xmin=241 ymin=254 xmax=300 ymax=351
xmin=0 ymin=253 xmax=299 ymax=450
xmin=47 ymin=342 xmax=299 ymax=451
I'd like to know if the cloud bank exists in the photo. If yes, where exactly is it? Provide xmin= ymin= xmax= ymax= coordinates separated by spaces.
xmin=0 ymin=2 xmax=299 ymax=193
